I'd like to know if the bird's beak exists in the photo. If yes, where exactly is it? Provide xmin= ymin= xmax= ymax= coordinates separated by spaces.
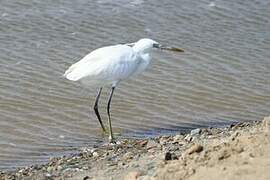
xmin=154 ymin=44 xmax=184 ymax=53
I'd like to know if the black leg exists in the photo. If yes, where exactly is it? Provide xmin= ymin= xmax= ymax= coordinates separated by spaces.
xmin=93 ymin=87 xmax=106 ymax=133
xmin=107 ymin=86 xmax=115 ymax=143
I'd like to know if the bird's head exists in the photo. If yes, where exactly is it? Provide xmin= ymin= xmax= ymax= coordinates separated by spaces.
xmin=130 ymin=38 xmax=184 ymax=54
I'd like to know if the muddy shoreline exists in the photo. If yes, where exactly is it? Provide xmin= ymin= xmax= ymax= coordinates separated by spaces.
xmin=1 ymin=116 xmax=269 ymax=180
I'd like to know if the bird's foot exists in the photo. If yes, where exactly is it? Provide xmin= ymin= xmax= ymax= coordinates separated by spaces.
xmin=109 ymin=135 xmax=116 ymax=144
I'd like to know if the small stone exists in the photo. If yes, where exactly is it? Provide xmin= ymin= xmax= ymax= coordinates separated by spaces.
xmin=263 ymin=116 xmax=270 ymax=129
xmin=164 ymin=151 xmax=178 ymax=161
xmin=90 ymin=149 xmax=97 ymax=153
xmin=47 ymin=166 xmax=53 ymax=173
xmin=190 ymin=128 xmax=201 ymax=136
xmin=83 ymin=176 xmax=90 ymax=180
xmin=174 ymin=134 xmax=183 ymax=140
xmin=139 ymin=140 xmax=148 ymax=147
xmin=57 ymin=165 xmax=63 ymax=171
xmin=184 ymin=134 xmax=193 ymax=142
xmin=92 ymin=152 xmax=99 ymax=157
xmin=172 ymin=134 xmax=184 ymax=144
xmin=18 ymin=169 xmax=24 ymax=173
xmin=45 ymin=173 xmax=52 ymax=177
xmin=249 ymin=153 xmax=255 ymax=158
xmin=164 ymin=152 xmax=172 ymax=160
xmin=218 ymin=150 xmax=230 ymax=160
xmin=146 ymin=140 xmax=159 ymax=150
xmin=123 ymin=152 xmax=134 ymax=160
xmin=230 ymin=131 xmax=239 ymax=141
xmin=186 ymin=144 xmax=203 ymax=155
xmin=234 ymin=146 xmax=244 ymax=153
xmin=159 ymin=136 xmax=169 ymax=145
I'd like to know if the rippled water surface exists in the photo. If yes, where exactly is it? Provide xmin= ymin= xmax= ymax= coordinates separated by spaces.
xmin=0 ymin=0 xmax=270 ymax=169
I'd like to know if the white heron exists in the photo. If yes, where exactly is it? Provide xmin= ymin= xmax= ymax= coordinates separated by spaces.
xmin=64 ymin=38 xmax=184 ymax=143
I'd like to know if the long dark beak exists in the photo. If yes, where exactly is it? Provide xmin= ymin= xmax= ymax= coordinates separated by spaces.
xmin=154 ymin=44 xmax=184 ymax=52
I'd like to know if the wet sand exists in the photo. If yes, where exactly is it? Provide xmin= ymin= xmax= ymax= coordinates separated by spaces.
xmin=1 ymin=116 xmax=269 ymax=180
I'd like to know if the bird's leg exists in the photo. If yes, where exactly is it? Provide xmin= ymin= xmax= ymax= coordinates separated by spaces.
xmin=107 ymin=86 xmax=115 ymax=143
xmin=93 ymin=87 xmax=106 ymax=133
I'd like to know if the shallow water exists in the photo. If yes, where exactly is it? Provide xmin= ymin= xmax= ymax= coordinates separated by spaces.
xmin=0 ymin=0 xmax=270 ymax=169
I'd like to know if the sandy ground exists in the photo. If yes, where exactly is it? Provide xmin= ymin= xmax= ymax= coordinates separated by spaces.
xmin=1 ymin=116 xmax=269 ymax=180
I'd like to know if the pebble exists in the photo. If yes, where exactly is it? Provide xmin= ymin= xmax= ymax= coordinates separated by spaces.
xmin=45 ymin=173 xmax=52 ymax=177
xmin=18 ymin=169 xmax=24 ymax=173
xmin=139 ymin=140 xmax=148 ymax=147
xmin=92 ymin=152 xmax=99 ymax=158
xmin=190 ymin=128 xmax=201 ymax=136
xmin=123 ymin=152 xmax=134 ymax=160
xmin=146 ymin=140 xmax=159 ymax=150
xmin=164 ymin=152 xmax=172 ymax=161
xmin=186 ymin=144 xmax=203 ymax=155
xmin=172 ymin=134 xmax=184 ymax=144
xmin=57 ymin=166 xmax=63 ymax=171
xmin=218 ymin=150 xmax=231 ymax=160
xmin=90 ymin=149 xmax=97 ymax=153
xmin=159 ymin=136 xmax=169 ymax=145
xmin=83 ymin=176 xmax=90 ymax=180
xmin=230 ymin=131 xmax=239 ymax=141
xmin=164 ymin=152 xmax=178 ymax=161
xmin=184 ymin=135 xmax=193 ymax=142
xmin=47 ymin=166 xmax=53 ymax=173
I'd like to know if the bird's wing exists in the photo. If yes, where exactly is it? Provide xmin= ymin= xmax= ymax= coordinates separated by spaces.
xmin=64 ymin=45 xmax=135 ymax=81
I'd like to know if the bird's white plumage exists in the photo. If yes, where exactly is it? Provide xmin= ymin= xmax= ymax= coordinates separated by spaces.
xmin=64 ymin=39 xmax=156 ymax=87
xmin=64 ymin=38 xmax=184 ymax=143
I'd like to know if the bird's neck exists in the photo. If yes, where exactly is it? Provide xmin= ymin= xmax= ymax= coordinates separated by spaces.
xmin=140 ymin=53 xmax=151 ymax=62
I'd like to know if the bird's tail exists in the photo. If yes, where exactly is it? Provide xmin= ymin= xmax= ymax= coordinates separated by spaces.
xmin=63 ymin=64 xmax=80 ymax=81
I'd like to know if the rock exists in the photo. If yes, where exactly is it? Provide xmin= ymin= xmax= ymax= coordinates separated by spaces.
xmin=123 ymin=152 xmax=134 ymax=160
xmin=218 ymin=150 xmax=230 ymax=160
xmin=190 ymin=128 xmax=201 ymax=136
xmin=124 ymin=171 xmax=142 ymax=180
xmin=164 ymin=152 xmax=178 ymax=161
xmin=82 ymin=166 xmax=89 ymax=170
xmin=92 ymin=152 xmax=99 ymax=158
xmin=172 ymin=134 xmax=184 ymax=144
xmin=159 ymin=136 xmax=170 ymax=145
xmin=233 ymin=146 xmax=244 ymax=153
xmin=263 ymin=116 xmax=270 ymax=130
xmin=139 ymin=140 xmax=148 ymax=147
xmin=184 ymin=135 xmax=193 ymax=142
xmin=46 ymin=166 xmax=53 ymax=173
xmin=90 ymin=149 xmax=97 ymax=153
xmin=147 ymin=140 xmax=159 ymax=150
xmin=167 ymin=145 xmax=180 ymax=152
xmin=57 ymin=165 xmax=63 ymax=171
xmin=230 ymin=131 xmax=240 ymax=141
xmin=186 ymin=144 xmax=203 ymax=155
xmin=164 ymin=152 xmax=172 ymax=160
xmin=83 ymin=176 xmax=90 ymax=180
xmin=18 ymin=169 xmax=24 ymax=173
xmin=45 ymin=173 xmax=52 ymax=177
